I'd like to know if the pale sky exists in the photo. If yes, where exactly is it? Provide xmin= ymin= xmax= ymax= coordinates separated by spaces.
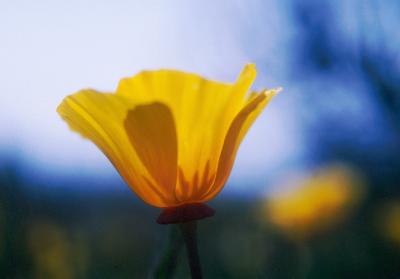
xmin=0 ymin=0 xmax=304 ymax=193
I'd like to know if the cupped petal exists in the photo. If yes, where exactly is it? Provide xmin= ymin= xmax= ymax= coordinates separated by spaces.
xmin=199 ymin=88 xmax=280 ymax=202
xmin=57 ymin=90 xmax=178 ymax=207
xmin=116 ymin=64 xmax=257 ymax=202
xmin=124 ymin=102 xmax=178 ymax=200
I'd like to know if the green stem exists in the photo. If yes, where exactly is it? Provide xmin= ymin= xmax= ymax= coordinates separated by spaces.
xmin=179 ymin=221 xmax=203 ymax=279
xmin=295 ymin=241 xmax=312 ymax=279
xmin=152 ymin=226 xmax=183 ymax=279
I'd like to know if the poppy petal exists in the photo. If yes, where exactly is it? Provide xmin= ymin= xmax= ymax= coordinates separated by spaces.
xmin=57 ymin=90 xmax=177 ymax=207
xmin=200 ymin=88 xmax=279 ymax=201
xmin=124 ymin=102 xmax=178 ymax=199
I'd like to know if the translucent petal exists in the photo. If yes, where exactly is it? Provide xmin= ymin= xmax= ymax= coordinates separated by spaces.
xmin=57 ymin=90 xmax=178 ymax=207
xmin=124 ymin=102 xmax=178 ymax=199
xmin=199 ymin=89 xmax=279 ymax=201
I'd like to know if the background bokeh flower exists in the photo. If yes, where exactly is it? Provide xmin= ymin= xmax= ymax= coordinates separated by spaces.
xmin=263 ymin=165 xmax=364 ymax=239
xmin=27 ymin=222 xmax=87 ymax=279
xmin=378 ymin=201 xmax=400 ymax=247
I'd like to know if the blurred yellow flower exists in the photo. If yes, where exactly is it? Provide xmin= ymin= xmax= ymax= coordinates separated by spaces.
xmin=28 ymin=223 xmax=75 ymax=279
xmin=379 ymin=201 xmax=400 ymax=246
xmin=58 ymin=64 xmax=278 ymax=223
xmin=264 ymin=165 xmax=364 ymax=239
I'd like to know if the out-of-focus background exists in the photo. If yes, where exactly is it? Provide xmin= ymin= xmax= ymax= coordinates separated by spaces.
xmin=1 ymin=0 xmax=400 ymax=278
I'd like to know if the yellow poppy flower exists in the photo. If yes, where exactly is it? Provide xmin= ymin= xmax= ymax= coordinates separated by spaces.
xmin=263 ymin=165 xmax=364 ymax=239
xmin=57 ymin=64 xmax=278 ymax=223
xmin=379 ymin=201 xmax=400 ymax=247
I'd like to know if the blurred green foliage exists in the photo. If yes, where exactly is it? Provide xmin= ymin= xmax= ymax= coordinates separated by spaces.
xmin=1 ymin=163 xmax=400 ymax=278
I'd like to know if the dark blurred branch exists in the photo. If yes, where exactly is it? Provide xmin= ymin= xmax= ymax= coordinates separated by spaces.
xmin=291 ymin=0 xmax=400 ymax=133
xmin=358 ymin=1 xmax=400 ymax=133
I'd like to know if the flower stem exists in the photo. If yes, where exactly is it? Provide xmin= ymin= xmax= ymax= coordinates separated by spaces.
xmin=295 ymin=241 xmax=312 ymax=279
xmin=179 ymin=221 xmax=203 ymax=279
xmin=152 ymin=226 xmax=183 ymax=278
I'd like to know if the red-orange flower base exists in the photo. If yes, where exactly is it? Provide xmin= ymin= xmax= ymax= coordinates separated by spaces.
xmin=157 ymin=203 xmax=215 ymax=224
